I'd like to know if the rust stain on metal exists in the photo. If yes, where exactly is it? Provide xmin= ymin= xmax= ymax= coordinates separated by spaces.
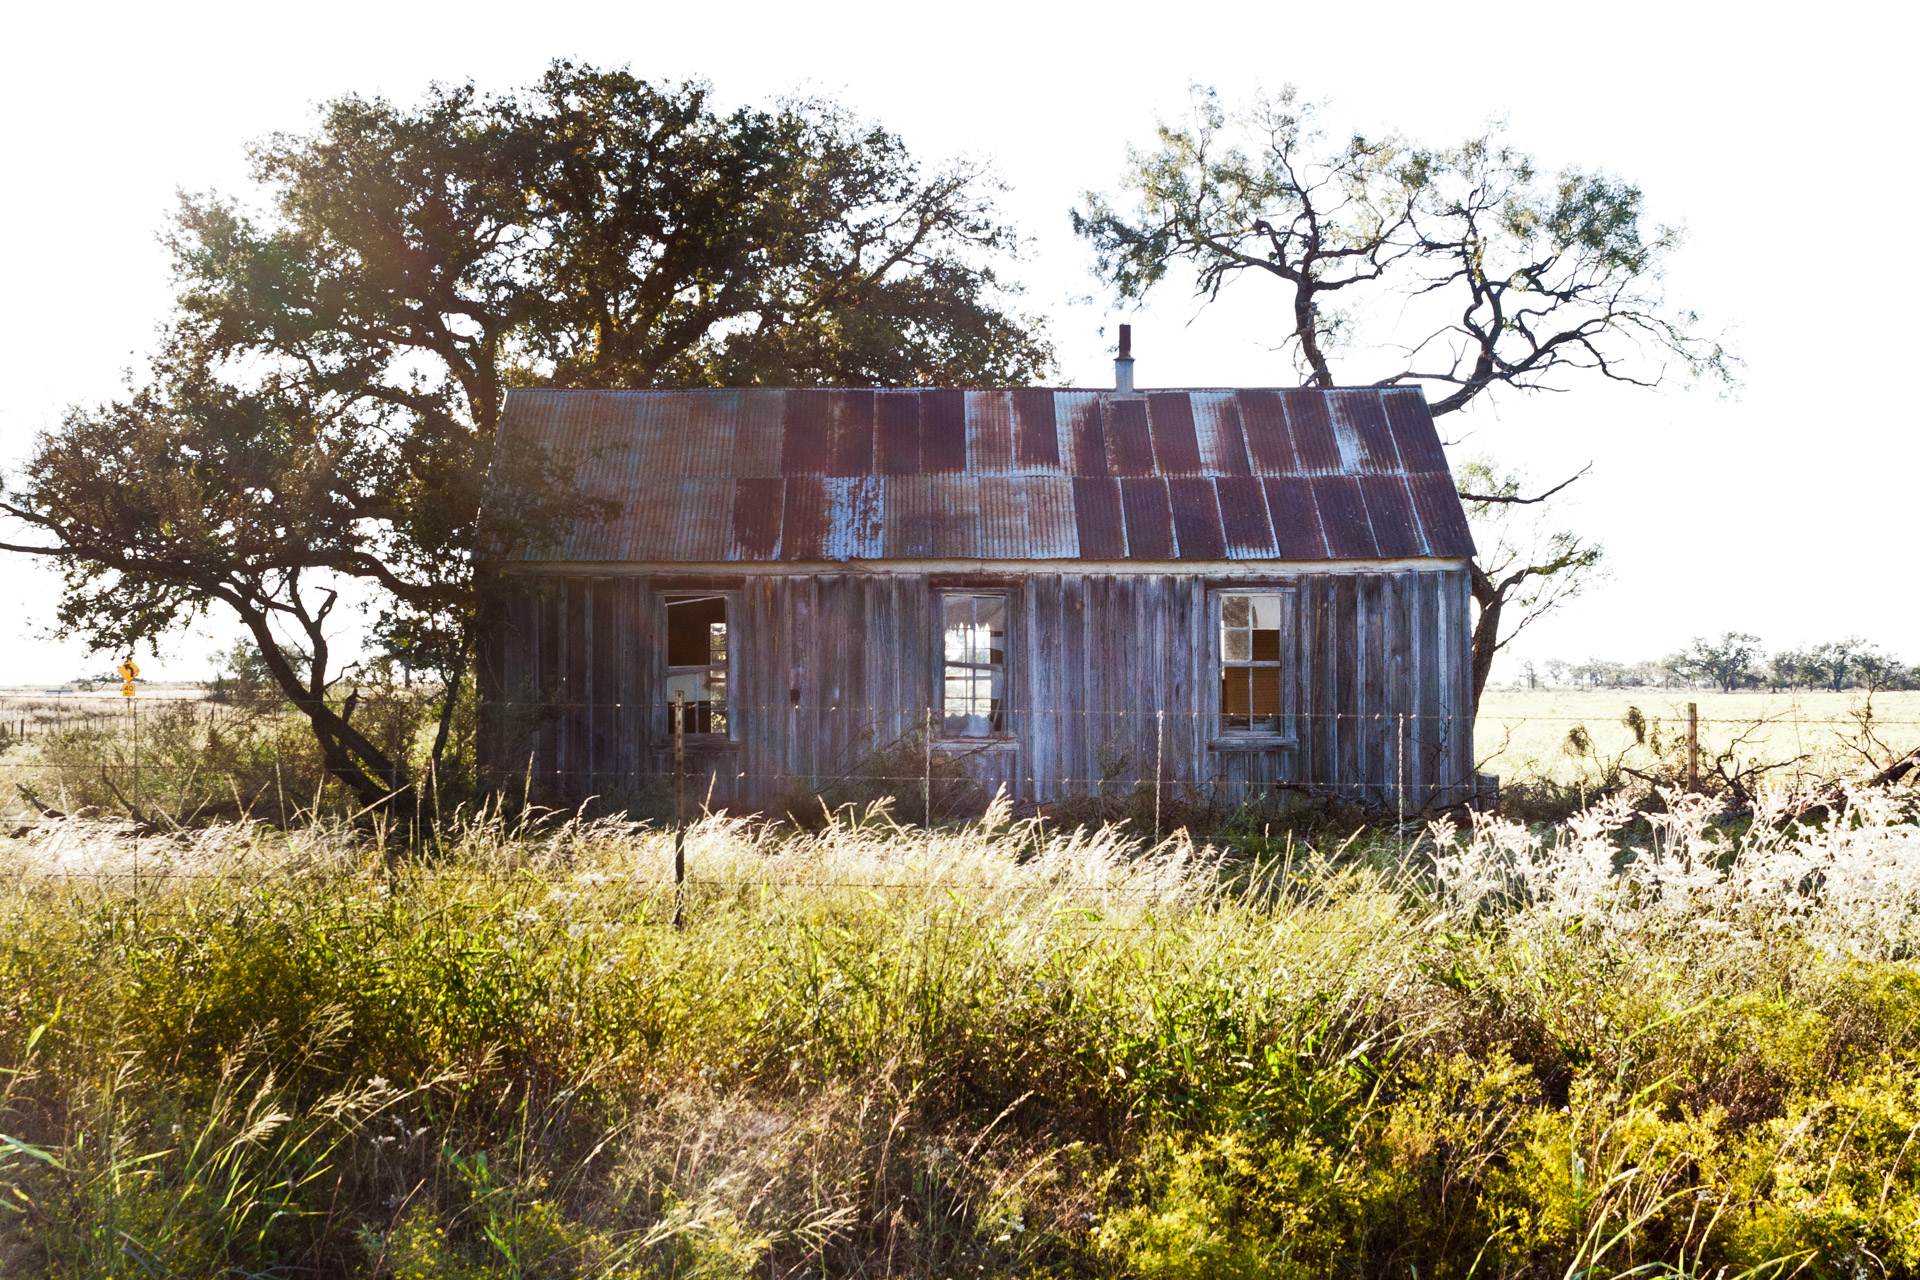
xmin=1330 ymin=389 xmax=1401 ymax=473
xmin=1168 ymin=477 xmax=1227 ymax=559
xmin=828 ymin=390 xmax=875 ymax=477
xmin=1104 ymin=398 xmax=1155 ymax=476
xmin=1119 ymin=477 xmax=1174 ymax=559
xmin=875 ymin=391 xmax=920 ymax=475
xmin=1407 ymin=473 xmax=1476 ymax=557
xmin=779 ymin=474 xmax=829 ymax=560
xmin=1190 ymin=392 xmax=1253 ymax=477
xmin=1263 ymin=477 xmax=1329 ymax=559
xmin=731 ymin=478 xmax=784 ymax=558
xmin=1280 ymin=390 xmax=1343 ymax=475
xmin=1235 ymin=391 xmax=1297 ymax=475
xmin=1311 ymin=476 xmax=1379 ymax=558
xmin=1357 ymin=475 xmax=1423 ymax=558
xmin=1382 ymin=389 xmax=1449 ymax=472
xmin=1060 ymin=392 xmax=1108 ymax=475
xmin=822 ymin=476 xmax=884 ymax=560
xmin=780 ymin=390 xmax=833 ymax=475
xmin=1011 ymin=388 xmax=1060 ymax=471
xmin=966 ymin=390 xmax=1014 ymax=474
xmin=1146 ymin=393 xmax=1204 ymax=475
xmin=1071 ymin=476 xmax=1126 ymax=558
xmin=920 ymin=390 xmax=967 ymax=472
xmin=1216 ymin=475 xmax=1276 ymax=558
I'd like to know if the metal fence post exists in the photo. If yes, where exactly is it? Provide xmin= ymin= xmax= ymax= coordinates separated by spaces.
xmin=672 ymin=690 xmax=686 ymax=929
xmin=1397 ymin=712 xmax=1405 ymax=855
xmin=924 ymin=707 xmax=933 ymax=829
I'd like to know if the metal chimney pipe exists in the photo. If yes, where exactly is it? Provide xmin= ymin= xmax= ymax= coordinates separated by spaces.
xmin=1114 ymin=324 xmax=1135 ymax=394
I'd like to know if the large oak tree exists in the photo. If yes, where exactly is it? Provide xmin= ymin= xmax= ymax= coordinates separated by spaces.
xmin=1074 ymin=86 xmax=1730 ymax=712
xmin=2 ymin=64 xmax=1054 ymax=814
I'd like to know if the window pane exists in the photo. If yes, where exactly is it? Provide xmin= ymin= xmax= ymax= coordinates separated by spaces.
xmin=667 ymin=596 xmax=726 ymax=666
xmin=1220 ymin=667 xmax=1251 ymax=729
xmin=708 ymin=621 xmax=727 ymax=667
xmin=1249 ymin=667 xmax=1282 ymax=732
xmin=1222 ymin=595 xmax=1250 ymax=628
xmin=1248 ymin=594 xmax=1283 ymax=630
xmin=1223 ymin=628 xmax=1251 ymax=662
xmin=943 ymin=595 xmax=973 ymax=663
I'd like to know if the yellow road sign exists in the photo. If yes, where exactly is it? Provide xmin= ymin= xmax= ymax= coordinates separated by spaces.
xmin=122 ymin=681 xmax=137 ymax=699
xmin=117 ymin=660 xmax=140 ymax=682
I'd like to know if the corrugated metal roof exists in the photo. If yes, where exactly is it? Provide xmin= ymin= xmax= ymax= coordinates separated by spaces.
xmin=497 ymin=387 xmax=1474 ymax=563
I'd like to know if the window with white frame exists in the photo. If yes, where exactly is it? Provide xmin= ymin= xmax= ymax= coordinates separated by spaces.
xmin=940 ymin=593 xmax=1006 ymax=737
xmin=1217 ymin=590 xmax=1290 ymax=735
xmin=664 ymin=595 xmax=729 ymax=736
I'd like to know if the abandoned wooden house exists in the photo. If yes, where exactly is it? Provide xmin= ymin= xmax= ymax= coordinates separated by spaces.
xmin=477 ymin=336 xmax=1478 ymax=816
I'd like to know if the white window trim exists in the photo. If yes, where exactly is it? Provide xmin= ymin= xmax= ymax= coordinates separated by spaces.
xmin=1208 ymin=585 xmax=1298 ymax=747
xmin=935 ymin=589 xmax=1014 ymax=741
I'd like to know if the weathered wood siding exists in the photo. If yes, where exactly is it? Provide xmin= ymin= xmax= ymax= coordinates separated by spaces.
xmin=476 ymin=567 xmax=1473 ymax=813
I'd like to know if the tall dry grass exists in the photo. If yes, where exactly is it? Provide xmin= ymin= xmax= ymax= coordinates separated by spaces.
xmin=0 ymin=792 xmax=1915 ymax=1276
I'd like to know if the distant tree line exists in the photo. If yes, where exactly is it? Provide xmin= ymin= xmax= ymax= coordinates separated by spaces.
xmin=1519 ymin=633 xmax=1915 ymax=693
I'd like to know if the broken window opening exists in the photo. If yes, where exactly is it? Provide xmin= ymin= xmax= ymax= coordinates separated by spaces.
xmin=941 ymin=594 xmax=1006 ymax=737
xmin=1220 ymin=592 xmax=1285 ymax=734
xmin=665 ymin=595 xmax=729 ymax=736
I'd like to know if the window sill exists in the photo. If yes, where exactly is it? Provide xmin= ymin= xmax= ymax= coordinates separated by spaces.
xmin=1208 ymin=735 xmax=1298 ymax=751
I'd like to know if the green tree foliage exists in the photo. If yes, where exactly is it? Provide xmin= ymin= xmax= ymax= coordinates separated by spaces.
xmin=0 ymin=64 xmax=1054 ymax=814
xmin=1676 ymin=632 xmax=1764 ymax=692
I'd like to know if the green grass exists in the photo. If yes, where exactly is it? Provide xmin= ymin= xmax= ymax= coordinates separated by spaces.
xmin=0 ymin=795 xmax=1918 ymax=1276
xmin=1477 ymin=688 xmax=1920 ymax=785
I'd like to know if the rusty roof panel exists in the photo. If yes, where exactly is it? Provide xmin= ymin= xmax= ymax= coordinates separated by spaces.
xmin=828 ymin=390 xmax=874 ymax=477
xmin=874 ymin=391 xmax=920 ymax=475
xmin=779 ymin=475 xmax=829 ymax=560
xmin=1020 ymin=475 xmax=1079 ymax=557
xmin=1216 ymin=476 xmax=1276 ymax=558
xmin=1263 ymin=477 xmax=1329 ymax=558
xmin=1147 ymin=393 xmax=1205 ymax=475
xmin=731 ymin=388 xmax=785 ymax=476
xmin=921 ymin=390 xmax=967 ymax=472
xmin=1312 ymin=476 xmax=1379 ymax=557
xmin=926 ymin=475 xmax=981 ymax=558
xmin=780 ymin=390 xmax=832 ymax=475
xmin=1333 ymin=390 xmax=1401 ymax=473
xmin=732 ymin=478 xmax=784 ymax=558
xmin=1358 ymin=475 xmax=1423 ymax=557
xmin=1382 ymin=389 xmax=1448 ymax=472
xmin=1011 ymin=388 xmax=1060 ymax=471
xmin=822 ymin=475 xmax=885 ymax=560
xmin=1191 ymin=392 xmax=1253 ymax=477
xmin=672 ymin=478 xmax=736 ymax=560
xmin=966 ymin=390 xmax=1014 ymax=474
xmin=1105 ymin=397 xmax=1155 ymax=476
xmin=1236 ymin=391 xmax=1297 ymax=475
xmin=1061 ymin=392 xmax=1107 ymax=475
xmin=1407 ymin=473 xmax=1476 ymax=557
xmin=1281 ymin=390 xmax=1344 ymax=474
xmin=1168 ymin=477 xmax=1227 ymax=560
xmin=1072 ymin=477 xmax=1126 ymax=559
xmin=682 ymin=390 xmax=739 ymax=476
xmin=977 ymin=477 xmax=1028 ymax=559
xmin=1120 ymin=477 xmax=1174 ymax=559
xmin=496 ymin=386 xmax=1474 ymax=563
xmin=883 ymin=476 xmax=935 ymax=558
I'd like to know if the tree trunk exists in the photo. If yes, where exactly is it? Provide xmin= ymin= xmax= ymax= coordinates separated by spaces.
xmin=1468 ymin=559 xmax=1502 ymax=719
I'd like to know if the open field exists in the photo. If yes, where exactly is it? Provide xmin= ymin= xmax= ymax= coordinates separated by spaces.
xmin=1476 ymin=688 xmax=1920 ymax=785
xmin=2 ymin=800 xmax=1919 ymax=1276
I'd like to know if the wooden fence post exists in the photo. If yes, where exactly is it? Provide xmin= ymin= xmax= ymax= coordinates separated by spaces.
xmin=1687 ymin=701 xmax=1699 ymax=793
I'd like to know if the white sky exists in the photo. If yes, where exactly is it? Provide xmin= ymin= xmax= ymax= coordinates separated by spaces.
xmin=1 ymin=0 xmax=1913 ymax=684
